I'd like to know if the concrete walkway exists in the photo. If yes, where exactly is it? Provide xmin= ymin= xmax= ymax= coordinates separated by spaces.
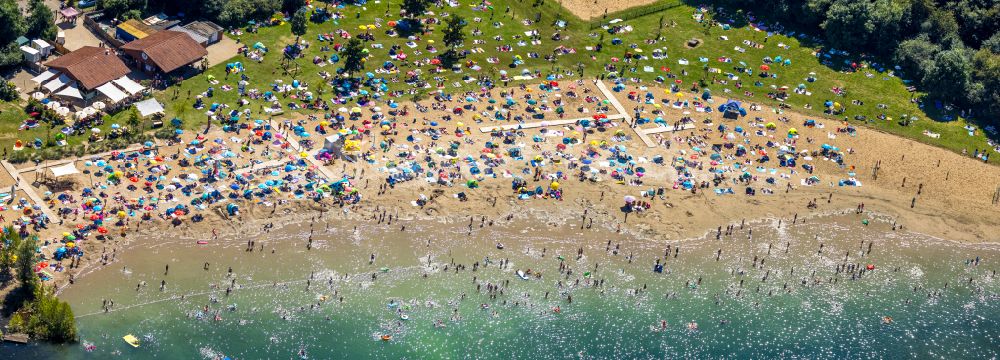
xmin=594 ymin=80 xmax=657 ymax=148
xmin=477 ymin=114 xmax=626 ymax=133
xmin=1 ymin=161 xmax=58 ymax=219
xmin=643 ymin=123 xmax=697 ymax=135
xmin=267 ymin=119 xmax=339 ymax=181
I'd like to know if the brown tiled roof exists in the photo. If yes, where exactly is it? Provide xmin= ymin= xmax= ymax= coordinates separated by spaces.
xmin=121 ymin=30 xmax=208 ymax=73
xmin=44 ymin=46 xmax=130 ymax=90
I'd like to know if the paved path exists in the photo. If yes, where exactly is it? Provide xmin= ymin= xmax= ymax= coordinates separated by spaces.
xmin=1 ymin=161 xmax=58 ymax=219
xmin=642 ymin=123 xmax=697 ymax=135
xmin=267 ymin=119 xmax=339 ymax=180
xmin=594 ymin=80 xmax=657 ymax=148
xmin=477 ymin=114 xmax=626 ymax=133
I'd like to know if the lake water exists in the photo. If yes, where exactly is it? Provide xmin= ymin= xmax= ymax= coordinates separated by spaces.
xmin=5 ymin=213 xmax=998 ymax=359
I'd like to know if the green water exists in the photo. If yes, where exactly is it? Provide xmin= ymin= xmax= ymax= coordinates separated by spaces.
xmin=5 ymin=214 xmax=998 ymax=359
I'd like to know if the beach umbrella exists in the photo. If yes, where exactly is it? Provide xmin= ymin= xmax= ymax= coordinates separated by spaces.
xmin=760 ymin=64 xmax=770 ymax=71
xmin=623 ymin=195 xmax=636 ymax=203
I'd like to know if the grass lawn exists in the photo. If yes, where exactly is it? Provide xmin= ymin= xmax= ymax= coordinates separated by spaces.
xmin=6 ymin=0 xmax=997 ymax=164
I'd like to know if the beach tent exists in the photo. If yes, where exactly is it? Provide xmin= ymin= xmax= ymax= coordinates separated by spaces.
xmin=717 ymin=100 xmax=746 ymax=119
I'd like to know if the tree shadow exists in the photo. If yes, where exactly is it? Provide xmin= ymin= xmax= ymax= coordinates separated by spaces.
xmin=395 ymin=20 xmax=424 ymax=38
xmin=1 ymin=285 xmax=32 ymax=318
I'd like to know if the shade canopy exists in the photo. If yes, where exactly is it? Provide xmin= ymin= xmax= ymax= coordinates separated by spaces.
xmin=31 ymin=69 xmax=59 ymax=85
xmin=48 ymin=162 xmax=80 ymax=178
xmin=43 ymin=73 xmax=73 ymax=92
xmin=55 ymin=83 xmax=83 ymax=99
xmin=113 ymin=76 xmax=144 ymax=95
xmin=134 ymin=98 xmax=164 ymax=117
xmin=60 ymin=7 xmax=80 ymax=18
xmin=96 ymin=82 xmax=127 ymax=103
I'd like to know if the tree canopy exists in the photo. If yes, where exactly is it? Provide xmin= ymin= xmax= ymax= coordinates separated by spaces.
xmin=0 ymin=0 xmax=26 ymax=46
xmin=290 ymin=7 xmax=308 ymax=38
xmin=341 ymin=38 xmax=366 ymax=74
xmin=701 ymin=0 xmax=1000 ymax=125
xmin=442 ymin=14 xmax=466 ymax=50
xmin=27 ymin=0 xmax=57 ymax=41
xmin=401 ymin=0 xmax=428 ymax=19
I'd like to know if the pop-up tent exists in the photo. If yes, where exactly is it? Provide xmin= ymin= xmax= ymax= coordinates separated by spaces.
xmin=717 ymin=100 xmax=746 ymax=119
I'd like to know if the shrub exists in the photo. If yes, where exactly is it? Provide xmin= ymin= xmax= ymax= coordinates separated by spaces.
xmin=0 ymin=81 xmax=17 ymax=101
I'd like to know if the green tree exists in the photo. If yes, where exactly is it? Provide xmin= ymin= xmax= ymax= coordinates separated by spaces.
xmin=126 ymin=108 xmax=141 ymax=138
xmin=867 ymin=0 xmax=909 ymax=57
xmin=401 ymin=0 xmax=427 ymax=25
xmin=200 ymin=0 xmax=227 ymax=21
xmin=0 ymin=0 xmax=26 ymax=46
xmin=798 ymin=0 xmax=833 ymax=29
xmin=440 ymin=14 xmax=466 ymax=66
xmin=282 ymin=0 xmax=305 ymax=13
xmin=15 ymin=235 xmax=37 ymax=292
xmin=970 ymin=48 xmax=1000 ymax=119
xmin=982 ymin=33 xmax=1000 ymax=54
xmin=26 ymin=285 xmax=77 ymax=342
xmin=290 ymin=7 xmax=308 ymax=41
xmin=26 ymin=0 xmax=57 ymax=40
xmin=442 ymin=14 xmax=466 ymax=50
xmin=0 ymin=80 xmax=18 ymax=101
xmin=895 ymin=35 xmax=940 ymax=80
xmin=341 ymin=38 xmax=366 ymax=74
xmin=101 ymin=0 xmax=131 ymax=19
xmin=219 ymin=0 xmax=279 ymax=27
xmin=921 ymin=49 xmax=972 ymax=105
xmin=947 ymin=0 xmax=1000 ymax=48
xmin=822 ymin=1 xmax=873 ymax=52
xmin=0 ymin=226 xmax=22 ymax=278
xmin=920 ymin=9 xmax=960 ymax=47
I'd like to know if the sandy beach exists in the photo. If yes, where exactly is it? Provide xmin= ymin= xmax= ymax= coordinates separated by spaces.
xmin=11 ymin=78 xmax=989 ymax=304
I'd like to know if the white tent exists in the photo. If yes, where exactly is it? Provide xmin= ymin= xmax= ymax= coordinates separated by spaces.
xmin=43 ymin=73 xmax=72 ymax=92
xmin=134 ymin=98 xmax=164 ymax=117
xmin=55 ymin=83 xmax=83 ymax=99
xmin=48 ymin=162 xmax=80 ymax=178
xmin=113 ymin=76 xmax=144 ymax=95
xmin=96 ymin=82 xmax=127 ymax=103
xmin=31 ymin=70 xmax=59 ymax=86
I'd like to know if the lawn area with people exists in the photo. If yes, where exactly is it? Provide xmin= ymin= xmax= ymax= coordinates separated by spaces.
xmin=149 ymin=0 xmax=995 ymax=164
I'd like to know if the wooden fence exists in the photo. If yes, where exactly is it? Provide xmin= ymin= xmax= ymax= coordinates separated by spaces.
xmin=587 ymin=1 xmax=682 ymax=30
xmin=83 ymin=11 xmax=124 ymax=48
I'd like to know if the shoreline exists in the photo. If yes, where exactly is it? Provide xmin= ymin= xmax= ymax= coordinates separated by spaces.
xmin=4 ymin=80 xmax=996 ymax=309
xmin=56 ymin=192 xmax=1000 ymax=296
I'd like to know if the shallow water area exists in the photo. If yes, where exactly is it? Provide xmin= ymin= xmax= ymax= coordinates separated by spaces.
xmin=5 ymin=213 xmax=998 ymax=359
